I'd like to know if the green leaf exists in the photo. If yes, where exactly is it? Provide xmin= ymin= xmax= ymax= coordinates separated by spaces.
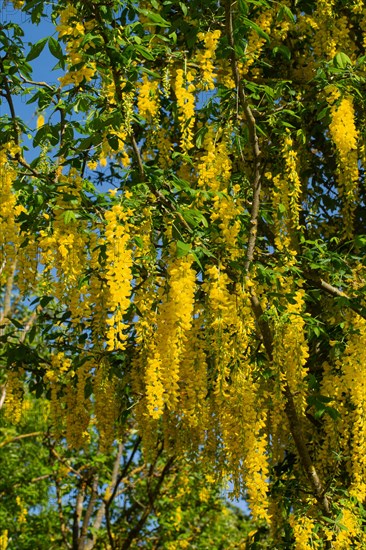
xmin=40 ymin=296 xmax=53 ymax=308
xmin=242 ymin=17 xmax=270 ymax=42
xmin=273 ymin=45 xmax=291 ymax=60
xmin=139 ymin=9 xmax=171 ymax=27
xmin=28 ymin=325 xmax=37 ymax=344
xmin=26 ymin=37 xmax=48 ymax=61
xmin=9 ymin=318 xmax=23 ymax=329
xmin=135 ymin=45 xmax=155 ymax=60
xmin=196 ymin=126 xmax=208 ymax=148
xmin=179 ymin=2 xmax=188 ymax=16
xmin=176 ymin=240 xmax=192 ymax=258
xmin=64 ymin=210 xmax=76 ymax=224
xmin=333 ymin=52 xmax=352 ymax=69
xmin=48 ymin=36 xmax=64 ymax=61
xmin=279 ymin=5 xmax=296 ymax=24
xmin=238 ymin=0 xmax=249 ymax=15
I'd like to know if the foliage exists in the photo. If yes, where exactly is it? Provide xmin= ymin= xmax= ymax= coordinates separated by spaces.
xmin=1 ymin=0 xmax=366 ymax=548
xmin=0 ymin=398 xmax=250 ymax=549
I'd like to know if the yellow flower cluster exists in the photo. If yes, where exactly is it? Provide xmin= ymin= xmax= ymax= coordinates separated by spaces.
xmin=137 ymin=75 xmax=160 ymax=121
xmin=321 ymin=502 xmax=366 ymax=548
xmin=104 ymin=204 xmax=133 ymax=351
xmin=328 ymin=95 xmax=359 ymax=236
xmin=0 ymin=530 xmax=8 ymax=550
xmin=144 ymin=350 xmax=165 ymax=420
xmin=178 ymin=314 xmax=208 ymax=430
xmin=245 ymin=423 xmax=270 ymax=522
xmin=155 ymin=124 xmax=174 ymax=168
xmin=272 ymin=132 xmax=302 ymax=259
xmin=202 ymin=266 xmax=270 ymax=520
xmin=129 ymin=213 xmax=164 ymax=448
xmin=57 ymin=4 xmax=97 ymax=87
xmin=219 ymin=367 xmax=270 ymax=521
xmin=329 ymin=97 xmax=358 ymax=158
xmin=99 ymin=129 xmax=130 ymax=168
xmin=290 ymin=514 xmax=317 ymax=550
xmin=310 ymin=1 xmax=357 ymax=61
xmin=64 ymin=362 xmax=91 ymax=449
xmin=315 ymin=361 xmax=347 ymax=477
xmin=241 ymin=10 xmax=273 ymax=75
xmin=0 ymin=146 xmax=21 ymax=285
xmin=216 ymin=58 xmax=235 ymax=89
xmin=3 ymin=370 xmax=24 ymax=424
xmin=337 ymin=315 xmax=366 ymax=502
xmin=273 ymin=286 xmax=309 ymax=415
xmin=15 ymin=496 xmax=27 ymax=524
xmin=196 ymin=30 xmax=221 ymax=90
xmin=38 ymin=170 xmax=89 ymax=326
xmin=351 ymin=0 xmax=364 ymax=13
xmin=147 ymin=255 xmax=196 ymax=413
xmin=44 ymin=351 xmax=72 ymax=439
xmin=88 ymin=231 xmax=108 ymax=348
xmin=198 ymin=127 xmax=241 ymax=258
xmin=317 ymin=0 xmax=335 ymax=17
xmin=174 ymin=68 xmax=195 ymax=152
xmin=94 ymin=360 xmax=119 ymax=451
xmin=202 ymin=265 xmax=238 ymax=397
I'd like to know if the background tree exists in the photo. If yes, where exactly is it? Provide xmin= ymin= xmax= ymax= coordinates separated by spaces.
xmin=1 ymin=0 xmax=366 ymax=547
xmin=0 ymin=398 xmax=251 ymax=549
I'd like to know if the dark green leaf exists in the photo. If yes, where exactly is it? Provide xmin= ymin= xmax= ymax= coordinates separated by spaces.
xmin=26 ymin=37 xmax=48 ymax=61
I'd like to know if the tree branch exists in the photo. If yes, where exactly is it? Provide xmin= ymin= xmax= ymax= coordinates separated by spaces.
xmin=55 ymin=477 xmax=71 ymax=549
xmin=225 ymin=1 xmax=262 ymax=273
xmin=0 ymin=431 xmax=43 ymax=448
xmin=73 ymin=484 xmax=85 ymax=550
xmin=303 ymin=271 xmax=366 ymax=320
xmin=120 ymin=456 xmax=175 ymax=550
xmin=79 ymin=476 xmax=99 ymax=550
xmin=0 ymin=59 xmax=20 ymax=144
xmin=250 ymin=293 xmax=330 ymax=514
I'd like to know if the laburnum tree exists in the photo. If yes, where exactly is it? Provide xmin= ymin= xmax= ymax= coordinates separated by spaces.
xmin=1 ymin=0 xmax=366 ymax=547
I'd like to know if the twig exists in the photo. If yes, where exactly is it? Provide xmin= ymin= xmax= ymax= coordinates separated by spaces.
xmin=120 ymin=456 xmax=175 ymax=550
xmin=73 ymin=484 xmax=85 ymax=550
xmin=0 ymin=260 xmax=17 ymax=324
xmin=19 ymin=73 xmax=55 ymax=91
xmin=49 ymin=446 xmax=83 ymax=478
xmin=0 ymin=386 xmax=6 ymax=410
xmin=19 ymin=310 xmax=38 ymax=343
xmin=79 ymin=476 xmax=99 ymax=550
xmin=0 ymin=59 xmax=20 ymax=144
xmin=0 ymin=431 xmax=43 ymax=448
xmin=225 ymin=1 xmax=262 ymax=273
xmin=55 ymin=476 xmax=71 ymax=549
xmin=303 ymin=272 xmax=366 ymax=320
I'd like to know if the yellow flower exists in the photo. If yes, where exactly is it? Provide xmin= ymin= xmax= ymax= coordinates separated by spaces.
xmin=36 ymin=114 xmax=45 ymax=128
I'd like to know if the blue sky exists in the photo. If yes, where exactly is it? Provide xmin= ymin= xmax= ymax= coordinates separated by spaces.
xmin=1 ymin=3 xmax=61 ymax=128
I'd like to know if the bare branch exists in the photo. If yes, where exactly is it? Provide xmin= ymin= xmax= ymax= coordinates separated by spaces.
xmin=0 ymin=386 xmax=6 ymax=410
xmin=79 ymin=476 xmax=99 ymax=550
xmin=0 ymin=431 xmax=43 ymax=448
xmin=0 ymin=59 xmax=20 ymax=144
xmin=55 ymin=476 xmax=71 ymax=549
xmin=0 ymin=260 xmax=17 ymax=324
